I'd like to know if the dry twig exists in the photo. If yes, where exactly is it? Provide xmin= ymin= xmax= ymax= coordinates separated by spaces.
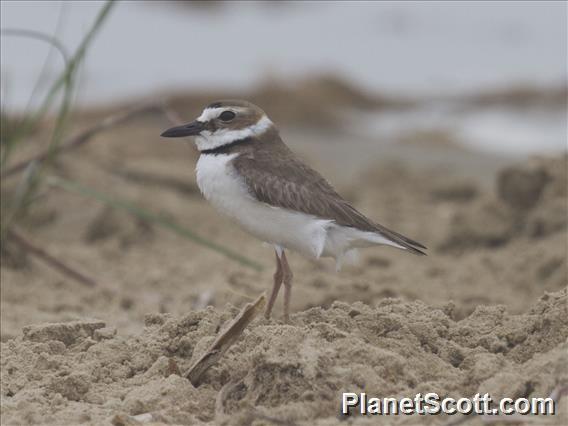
xmin=186 ymin=293 xmax=266 ymax=386
xmin=6 ymin=228 xmax=96 ymax=287
xmin=2 ymin=102 xmax=165 ymax=178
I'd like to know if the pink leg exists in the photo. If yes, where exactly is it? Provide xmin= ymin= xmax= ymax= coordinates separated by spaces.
xmin=264 ymin=250 xmax=283 ymax=319
xmin=281 ymin=251 xmax=293 ymax=323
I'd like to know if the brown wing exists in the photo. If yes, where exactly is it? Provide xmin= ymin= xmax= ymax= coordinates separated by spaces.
xmin=231 ymin=136 xmax=426 ymax=255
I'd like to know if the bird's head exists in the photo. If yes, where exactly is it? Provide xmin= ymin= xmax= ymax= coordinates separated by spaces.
xmin=160 ymin=100 xmax=274 ymax=152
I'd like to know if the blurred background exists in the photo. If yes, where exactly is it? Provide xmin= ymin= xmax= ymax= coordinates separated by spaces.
xmin=1 ymin=1 xmax=566 ymax=337
xmin=2 ymin=1 xmax=566 ymax=155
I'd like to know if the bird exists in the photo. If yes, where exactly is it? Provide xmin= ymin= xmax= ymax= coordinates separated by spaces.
xmin=161 ymin=100 xmax=426 ymax=322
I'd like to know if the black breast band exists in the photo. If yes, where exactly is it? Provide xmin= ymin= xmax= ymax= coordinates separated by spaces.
xmin=200 ymin=137 xmax=253 ymax=155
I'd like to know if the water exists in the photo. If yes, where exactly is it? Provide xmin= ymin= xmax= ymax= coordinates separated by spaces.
xmin=1 ymin=1 xmax=566 ymax=155
xmin=350 ymin=103 xmax=567 ymax=156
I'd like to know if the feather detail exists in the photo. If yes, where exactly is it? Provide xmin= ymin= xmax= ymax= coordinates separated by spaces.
xmin=227 ymin=131 xmax=427 ymax=256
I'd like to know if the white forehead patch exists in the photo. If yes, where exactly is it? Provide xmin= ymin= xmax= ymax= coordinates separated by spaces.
xmin=195 ymin=115 xmax=273 ymax=152
xmin=197 ymin=107 xmax=224 ymax=122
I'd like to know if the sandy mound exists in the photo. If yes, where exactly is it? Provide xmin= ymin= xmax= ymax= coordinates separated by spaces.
xmin=438 ymin=154 xmax=567 ymax=252
xmin=1 ymin=289 xmax=566 ymax=425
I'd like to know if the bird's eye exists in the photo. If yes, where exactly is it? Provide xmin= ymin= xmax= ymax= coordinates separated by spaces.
xmin=219 ymin=111 xmax=236 ymax=122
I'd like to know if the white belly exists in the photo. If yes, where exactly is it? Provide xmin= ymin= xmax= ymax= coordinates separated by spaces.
xmin=195 ymin=153 xmax=403 ymax=266
xmin=196 ymin=153 xmax=331 ymax=258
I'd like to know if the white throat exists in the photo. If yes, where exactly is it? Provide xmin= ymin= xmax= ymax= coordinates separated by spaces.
xmin=195 ymin=115 xmax=273 ymax=152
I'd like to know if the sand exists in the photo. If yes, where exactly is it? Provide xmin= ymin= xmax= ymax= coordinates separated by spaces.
xmin=1 ymin=94 xmax=567 ymax=424
xmin=1 ymin=290 xmax=566 ymax=425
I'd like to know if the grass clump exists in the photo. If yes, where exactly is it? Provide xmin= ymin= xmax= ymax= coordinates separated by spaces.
xmin=1 ymin=1 xmax=262 ymax=285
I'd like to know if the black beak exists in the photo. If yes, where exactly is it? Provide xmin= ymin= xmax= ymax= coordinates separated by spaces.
xmin=160 ymin=120 xmax=205 ymax=138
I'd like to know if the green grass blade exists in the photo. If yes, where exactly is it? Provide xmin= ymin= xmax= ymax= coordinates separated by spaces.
xmin=1 ymin=1 xmax=117 ymax=245
xmin=0 ymin=28 xmax=70 ymax=64
xmin=1 ymin=0 xmax=116 ymax=168
xmin=47 ymin=177 xmax=264 ymax=272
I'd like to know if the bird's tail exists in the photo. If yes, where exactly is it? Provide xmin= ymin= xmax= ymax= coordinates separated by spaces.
xmin=372 ymin=224 xmax=427 ymax=256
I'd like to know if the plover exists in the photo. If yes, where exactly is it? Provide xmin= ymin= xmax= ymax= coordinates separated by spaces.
xmin=161 ymin=100 xmax=426 ymax=321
